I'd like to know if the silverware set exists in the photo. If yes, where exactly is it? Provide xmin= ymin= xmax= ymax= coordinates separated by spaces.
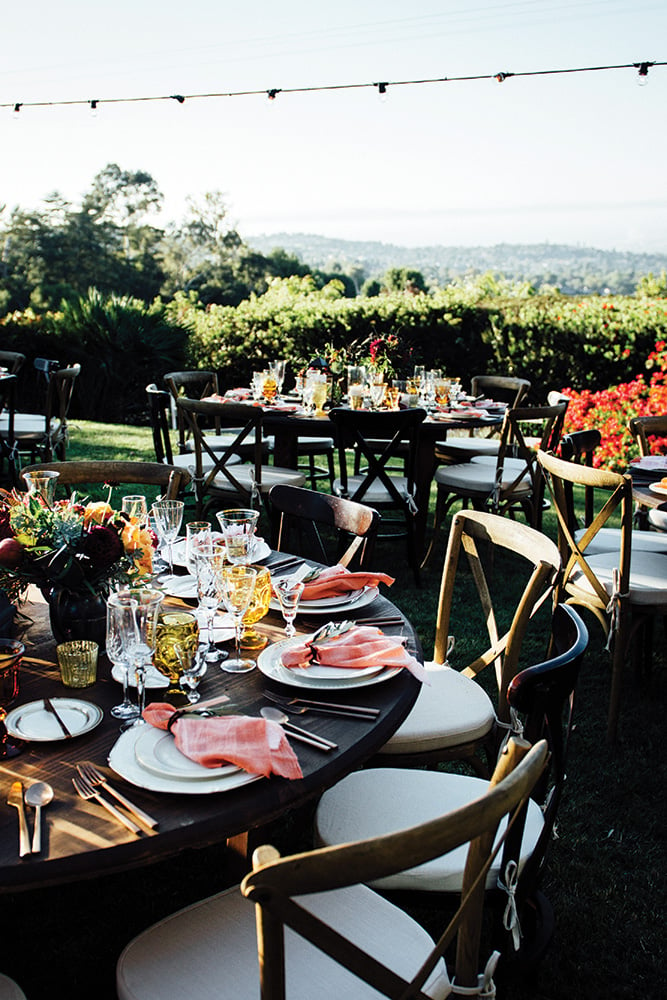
xmin=72 ymin=761 xmax=158 ymax=836
xmin=6 ymin=779 xmax=54 ymax=856
xmin=264 ymin=690 xmax=380 ymax=721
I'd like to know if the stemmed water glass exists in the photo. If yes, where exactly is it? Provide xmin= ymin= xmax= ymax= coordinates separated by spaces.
xmin=151 ymin=500 xmax=184 ymax=580
xmin=179 ymin=649 xmax=207 ymax=703
xmin=269 ymin=360 xmax=286 ymax=398
xmin=121 ymin=495 xmax=148 ymax=527
xmin=194 ymin=541 xmax=229 ymax=664
xmin=216 ymin=508 xmax=259 ymax=565
xmin=114 ymin=587 xmax=165 ymax=726
xmin=217 ymin=565 xmax=257 ymax=673
xmin=274 ymin=577 xmax=305 ymax=638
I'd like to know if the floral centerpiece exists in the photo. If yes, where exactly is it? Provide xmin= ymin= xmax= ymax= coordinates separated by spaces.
xmin=0 ymin=488 xmax=154 ymax=644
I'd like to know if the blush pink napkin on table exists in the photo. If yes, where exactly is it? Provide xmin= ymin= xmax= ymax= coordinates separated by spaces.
xmin=280 ymin=625 xmax=428 ymax=683
xmin=297 ymin=564 xmax=395 ymax=601
xmin=143 ymin=704 xmax=303 ymax=780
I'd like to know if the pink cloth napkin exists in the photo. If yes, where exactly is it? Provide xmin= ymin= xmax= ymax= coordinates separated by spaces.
xmin=299 ymin=564 xmax=394 ymax=601
xmin=281 ymin=625 xmax=428 ymax=683
xmin=143 ymin=704 xmax=303 ymax=780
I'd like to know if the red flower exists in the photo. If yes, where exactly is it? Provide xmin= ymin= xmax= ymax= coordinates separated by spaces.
xmin=82 ymin=525 xmax=124 ymax=570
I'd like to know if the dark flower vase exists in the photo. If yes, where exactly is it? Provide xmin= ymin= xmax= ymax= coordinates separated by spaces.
xmin=47 ymin=587 xmax=107 ymax=651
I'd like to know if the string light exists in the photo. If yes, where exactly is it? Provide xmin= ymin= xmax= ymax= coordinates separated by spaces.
xmin=634 ymin=61 xmax=654 ymax=87
xmin=89 ymin=99 xmax=98 ymax=117
xmin=12 ymin=103 xmax=21 ymax=118
xmin=2 ymin=59 xmax=663 ymax=114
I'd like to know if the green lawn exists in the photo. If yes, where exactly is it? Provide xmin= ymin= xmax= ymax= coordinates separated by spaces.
xmin=8 ymin=419 xmax=664 ymax=1000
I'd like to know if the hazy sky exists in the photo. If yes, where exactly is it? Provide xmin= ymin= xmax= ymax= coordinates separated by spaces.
xmin=1 ymin=1 xmax=665 ymax=251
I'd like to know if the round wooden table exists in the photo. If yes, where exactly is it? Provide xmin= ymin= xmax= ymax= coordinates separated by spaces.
xmin=0 ymin=559 xmax=421 ymax=891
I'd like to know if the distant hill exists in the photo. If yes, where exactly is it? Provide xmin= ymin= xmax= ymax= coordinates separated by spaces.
xmin=246 ymin=233 xmax=667 ymax=295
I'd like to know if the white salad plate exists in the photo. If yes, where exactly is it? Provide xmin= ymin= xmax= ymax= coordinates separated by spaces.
xmin=172 ymin=536 xmax=270 ymax=568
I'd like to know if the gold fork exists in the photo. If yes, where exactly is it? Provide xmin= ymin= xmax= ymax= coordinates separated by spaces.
xmin=76 ymin=761 xmax=158 ymax=829
xmin=71 ymin=774 xmax=141 ymax=835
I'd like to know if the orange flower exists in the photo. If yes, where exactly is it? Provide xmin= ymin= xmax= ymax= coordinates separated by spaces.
xmin=121 ymin=521 xmax=153 ymax=577
xmin=83 ymin=501 xmax=114 ymax=527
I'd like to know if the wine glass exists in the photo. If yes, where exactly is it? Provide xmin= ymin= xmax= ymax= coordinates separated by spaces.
xmin=185 ymin=521 xmax=211 ymax=576
xmin=115 ymin=587 xmax=165 ymax=726
xmin=239 ymin=564 xmax=272 ymax=652
xmin=216 ymin=508 xmax=259 ymax=565
xmin=151 ymin=500 xmax=184 ymax=580
xmin=121 ymin=495 xmax=148 ymax=527
xmin=269 ymin=360 xmax=286 ymax=397
xmin=217 ymin=565 xmax=257 ymax=673
xmin=0 ymin=640 xmax=25 ymax=758
xmin=179 ymin=648 xmax=207 ymax=703
xmin=274 ymin=577 xmax=305 ymax=638
xmin=106 ymin=593 xmax=140 ymax=723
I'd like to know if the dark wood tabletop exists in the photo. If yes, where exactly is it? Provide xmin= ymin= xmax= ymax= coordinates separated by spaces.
xmin=0 ymin=558 xmax=421 ymax=891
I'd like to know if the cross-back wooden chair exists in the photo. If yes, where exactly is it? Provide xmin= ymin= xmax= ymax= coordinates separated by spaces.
xmin=424 ymin=401 xmax=567 ymax=567
xmin=328 ymin=406 xmax=427 ymax=584
xmin=315 ymin=610 xmax=585 ymax=976
xmin=628 ymin=415 xmax=667 ymax=533
xmin=375 ymin=508 xmax=560 ymax=775
xmin=537 ymin=447 xmax=667 ymax=741
xmin=269 ymin=483 xmax=380 ymax=571
xmin=164 ymin=370 xmax=221 ymax=455
xmin=20 ymin=460 xmax=189 ymax=502
xmin=7 ymin=363 xmax=81 ymax=465
xmin=117 ymin=738 xmax=548 ymax=1000
xmin=176 ymin=397 xmax=305 ymax=517
xmin=438 ymin=375 xmax=532 ymax=465
xmin=0 ymin=375 xmax=18 ymax=487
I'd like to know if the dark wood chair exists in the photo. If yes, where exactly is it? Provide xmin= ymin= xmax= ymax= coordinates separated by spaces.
xmin=5 ymin=362 xmax=81 ymax=464
xmin=328 ymin=406 xmax=427 ymax=584
xmin=20 ymin=460 xmax=189 ymax=502
xmin=164 ymin=370 xmax=221 ymax=455
xmin=437 ymin=374 xmax=532 ymax=464
xmin=116 ymin=738 xmax=548 ymax=1000
xmin=269 ymin=483 xmax=380 ymax=571
xmin=423 ymin=401 xmax=568 ymax=567
xmin=0 ymin=351 xmax=26 ymax=375
xmin=176 ymin=397 xmax=305 ymax=517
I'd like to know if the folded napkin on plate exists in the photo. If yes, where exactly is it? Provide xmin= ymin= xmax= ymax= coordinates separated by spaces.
xmin=298 ymin=564 xmax=394 ymax=601
xmin=281 ymin=624 xmax=428 ymax=683
xmin=143 ymin=704 xmax=303 ymax=780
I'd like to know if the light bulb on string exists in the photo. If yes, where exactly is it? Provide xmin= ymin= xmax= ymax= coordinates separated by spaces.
xmin=89 ymin=99 xmax=99 ymax=118
xmin=12 ymin=103 xmax=21 ymax=120
xmin=635 ymin=62 xmax=653 ymax=86
xmin=376 ymin=81 xmax=388 ymax=104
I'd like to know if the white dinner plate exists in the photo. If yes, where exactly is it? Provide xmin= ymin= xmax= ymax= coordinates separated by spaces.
xmin=134 ymin=727 xmax=241 ymax=781
xmin=632 ymin=456 xmax=667 ymax=472
xmin=172 ymin=536 xmax=271 ymax=568
xmin=161 ymin=574 xmax=198 ymax=599
xmin=5 ymin=698 xmax=103 ymax=742
xmin=269 ymin=586 xmax=379 ymax=616
xmin=257 ymin=636 xmax=401 ymax=690
xmin=108 ymin=727 xmax=263 ymax=794
xmin=648 ymin=482 xmax=667 ymax=496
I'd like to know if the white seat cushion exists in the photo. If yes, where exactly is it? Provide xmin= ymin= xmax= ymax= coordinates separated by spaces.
xmin=574 ymin=525 xmax=667 ymax=556
xmin=296 ymin=436 xmax=335 ymax=452
xmin=648 ymin=508 xmax=667 ymax=532
xmin=213 ymin=464 xmax=306 ymax=494
xmin=434 ymin=462 xmax=531 ymax=495
xmin=378 ymin=664 xmax=495 ymax=754
xmin=315 ymin=768 xmax=544 ymax=893
xmin=438 ymin=438 xmax=501 ymax=459
xmin=333 ymin=475 xmax=411 ymax=505
xmin=185 ymin=431 xmax=267 ymax=454
xmin=0 ymin=413 xmax=51 ymax=437
xmin=117 ymin=882 xmax=450 ymax=1000
xmin=569 ymin=548 xmax=667 ymax=606
xmin=170 ymin=451 xmax=240 ymax=472
xmin=0 ymin=974 xmax=27 ymax=1000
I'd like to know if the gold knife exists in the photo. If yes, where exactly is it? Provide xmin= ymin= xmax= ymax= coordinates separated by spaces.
xmin=43 ymin=697 xmax=72 ymax=738
xmin=7 ymin=781 xmax=31 ymax=857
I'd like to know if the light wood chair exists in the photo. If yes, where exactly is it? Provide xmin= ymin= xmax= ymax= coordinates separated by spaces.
xmin=375 ymin=508 xmax=560 ymax=775
xmin=176 ymin=397 xmax=305 ymax=517
xmin=537 ymin=447 xmax=667 ymax=741
xmin=315 ymin=611 xmax=585 ymax=973
xmin=20 ymin=460 xmax=190 ymax=502
xmin=269 ymin=484 xmax=380 ymax=571
xmin=116 ymin=738 xmax=548 ymax=1000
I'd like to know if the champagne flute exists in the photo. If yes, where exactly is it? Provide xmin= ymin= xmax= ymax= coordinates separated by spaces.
xmin=218 ymin=565 xmax=257 ymax=673
xmin=115 ymin=587 xmax=165 ymax=726
xmin=269 ymin=360 xmax=286 ymax=397
xmin=274 ymin=577 xmax=305 ymax=638
xmin=151 ymin=500 xmax=184 ymax=580
xmin=106 ymin=593 xmax=140 ymax=723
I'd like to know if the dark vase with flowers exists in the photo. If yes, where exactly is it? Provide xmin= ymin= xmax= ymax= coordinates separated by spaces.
xmin=45 ymin=586 xmax=108 ymax=650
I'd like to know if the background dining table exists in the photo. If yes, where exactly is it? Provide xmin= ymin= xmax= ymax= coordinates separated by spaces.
xmin=0 ymin=557 xmax=421 ymax=892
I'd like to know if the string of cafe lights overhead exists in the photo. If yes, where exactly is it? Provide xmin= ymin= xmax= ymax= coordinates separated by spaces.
xmin=3 ymin=59 xmax=663 ymax=115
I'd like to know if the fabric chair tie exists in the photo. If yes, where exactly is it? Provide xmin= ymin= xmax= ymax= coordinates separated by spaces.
xmin=604 ymin=567 xmax=629 ymax=652
xmin=407 ymin=490 xmax=418 ymax=516
xmin=498 ymin=859 xmax=522 ymax=950
xmin=450 ymin=951 xmax=500 ymax=997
